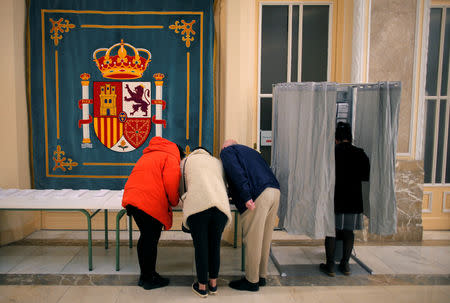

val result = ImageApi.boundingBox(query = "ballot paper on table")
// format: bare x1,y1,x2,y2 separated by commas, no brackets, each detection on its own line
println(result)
89,189,110,198
0,189,20,198
10,189,35,197
52,189,73,198
66,190,89,199
33,189,55,199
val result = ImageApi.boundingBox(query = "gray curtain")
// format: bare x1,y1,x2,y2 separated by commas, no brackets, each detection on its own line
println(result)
272,82,336,238
272,81,401,238
353,82,401,235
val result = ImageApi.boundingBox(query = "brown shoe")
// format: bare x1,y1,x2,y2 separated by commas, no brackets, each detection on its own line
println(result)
339,262,351,275
319,263,335,277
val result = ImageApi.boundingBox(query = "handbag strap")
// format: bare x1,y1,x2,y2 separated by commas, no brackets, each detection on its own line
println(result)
179,157,188,203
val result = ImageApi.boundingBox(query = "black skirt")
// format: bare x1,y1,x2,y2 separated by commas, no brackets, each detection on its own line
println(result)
335,213,363,231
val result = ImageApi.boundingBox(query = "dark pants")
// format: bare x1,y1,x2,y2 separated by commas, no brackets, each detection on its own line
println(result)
187,207,228,285
325,229,354,264
126,205,163,279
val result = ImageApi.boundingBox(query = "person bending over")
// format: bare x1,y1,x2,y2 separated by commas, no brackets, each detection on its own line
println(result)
122,137,184,289
180,147,232,298
220,139,280,292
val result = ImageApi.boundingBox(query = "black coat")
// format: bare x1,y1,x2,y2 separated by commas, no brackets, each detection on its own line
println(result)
334,142,370,214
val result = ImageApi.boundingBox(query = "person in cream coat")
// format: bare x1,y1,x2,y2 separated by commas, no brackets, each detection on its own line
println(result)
180,147,232,298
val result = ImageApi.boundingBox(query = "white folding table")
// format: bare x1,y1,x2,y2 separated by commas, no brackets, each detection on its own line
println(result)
0,188,119,271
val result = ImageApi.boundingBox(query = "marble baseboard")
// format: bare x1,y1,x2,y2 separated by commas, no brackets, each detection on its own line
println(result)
11,238,449,248
9,239,234,247
394,160,424,241
354,160,424,243
1,273,448,287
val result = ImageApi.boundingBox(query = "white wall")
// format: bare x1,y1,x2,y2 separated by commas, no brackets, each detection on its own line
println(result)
0,0,39,245
221,0,258,147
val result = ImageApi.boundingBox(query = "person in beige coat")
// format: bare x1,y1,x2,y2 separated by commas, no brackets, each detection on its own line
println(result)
180,147,232,298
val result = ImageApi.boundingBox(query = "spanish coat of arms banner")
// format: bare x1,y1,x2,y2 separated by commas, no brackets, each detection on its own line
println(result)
28,0,215,189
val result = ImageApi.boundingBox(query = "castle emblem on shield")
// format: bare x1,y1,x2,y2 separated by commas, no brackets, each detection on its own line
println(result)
78,39,167,152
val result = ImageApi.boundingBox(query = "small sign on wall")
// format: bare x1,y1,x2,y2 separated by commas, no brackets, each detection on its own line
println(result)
260,130,272,146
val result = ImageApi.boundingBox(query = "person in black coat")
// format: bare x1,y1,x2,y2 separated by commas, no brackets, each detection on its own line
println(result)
320,122,370,276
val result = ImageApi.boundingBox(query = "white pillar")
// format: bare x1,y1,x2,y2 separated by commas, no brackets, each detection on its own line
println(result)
80,73,92,148
153,73,165,138
155,84,163,137
351,0,371,83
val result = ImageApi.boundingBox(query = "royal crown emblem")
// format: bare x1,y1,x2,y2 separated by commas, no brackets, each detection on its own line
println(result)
78,40,167,152
93,39,151,80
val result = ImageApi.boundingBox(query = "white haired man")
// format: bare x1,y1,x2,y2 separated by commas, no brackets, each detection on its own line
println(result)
220,139,280,292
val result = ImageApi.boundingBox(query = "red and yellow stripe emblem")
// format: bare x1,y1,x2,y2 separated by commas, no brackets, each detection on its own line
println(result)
93,117,123,148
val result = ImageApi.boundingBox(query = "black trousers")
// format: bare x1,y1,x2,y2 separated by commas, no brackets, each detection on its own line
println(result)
187,207,228,284
126,205,163,279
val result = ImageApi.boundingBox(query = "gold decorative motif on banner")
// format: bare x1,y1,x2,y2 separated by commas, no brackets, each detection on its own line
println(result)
49,18,75,46
53,145,78,171
169,20,196,48
185,145,191,156
80,73,90,86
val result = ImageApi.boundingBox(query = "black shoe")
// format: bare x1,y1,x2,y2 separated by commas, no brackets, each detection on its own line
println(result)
319,263,335,277
208,283,218,295
229,277,259,292
192,282,208,298
143,272,170,290
138,275,145,287
259,277,266,286
339,262,351,276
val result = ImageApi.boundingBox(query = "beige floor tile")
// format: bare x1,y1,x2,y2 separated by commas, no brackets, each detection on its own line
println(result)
116,286,299,303
271,246,312,264
1,285,449,303
436,285,450,295
352,246,396,274
57,286,122,303
8,246,82,274
0,285,68,303
308,286,348,303
332,285,396,303
114,286,157,302
284,287,329,303
384,285,450,303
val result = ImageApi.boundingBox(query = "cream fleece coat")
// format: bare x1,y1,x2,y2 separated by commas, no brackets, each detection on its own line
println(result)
180,149,232,230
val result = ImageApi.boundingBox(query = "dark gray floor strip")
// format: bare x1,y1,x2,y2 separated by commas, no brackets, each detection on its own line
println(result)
0,274,448,287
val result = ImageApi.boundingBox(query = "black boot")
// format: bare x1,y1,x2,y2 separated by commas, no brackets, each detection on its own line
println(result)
138,275,145,287
142,272,170,290
320,236,336,277
339,230,354,276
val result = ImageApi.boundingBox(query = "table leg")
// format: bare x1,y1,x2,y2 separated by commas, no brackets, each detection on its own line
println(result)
7,208,99,271
105,209,108,249
241,226,245,272
79,210,93,271
116,209,127,271
234,211,238,248
128,215,133,248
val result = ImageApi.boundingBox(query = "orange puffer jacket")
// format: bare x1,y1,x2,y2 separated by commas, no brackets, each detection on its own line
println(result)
122,136,181,230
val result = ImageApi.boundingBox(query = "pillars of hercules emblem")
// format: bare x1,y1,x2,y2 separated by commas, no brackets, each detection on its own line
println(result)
79,73,93,148
152,73,167,137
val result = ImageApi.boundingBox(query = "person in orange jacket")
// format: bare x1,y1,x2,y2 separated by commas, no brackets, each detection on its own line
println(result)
122,136,185,290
